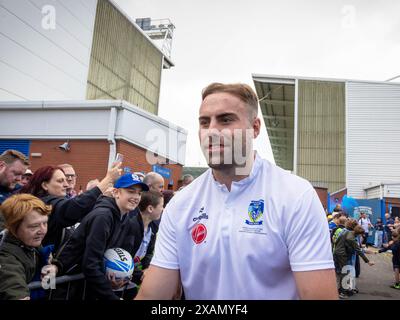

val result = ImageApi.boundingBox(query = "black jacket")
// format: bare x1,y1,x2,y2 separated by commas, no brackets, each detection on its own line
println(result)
0,232,39,300
41,186,102,250
56,196,130,300
0,186,14,231
333,230,369,272
122,212,159,285
0,185,12,205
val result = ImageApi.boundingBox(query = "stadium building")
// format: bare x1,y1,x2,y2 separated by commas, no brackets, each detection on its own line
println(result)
0,0,186,189
253,74,400,212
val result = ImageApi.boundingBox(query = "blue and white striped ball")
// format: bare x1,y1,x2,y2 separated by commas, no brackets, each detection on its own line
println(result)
104,248,134,280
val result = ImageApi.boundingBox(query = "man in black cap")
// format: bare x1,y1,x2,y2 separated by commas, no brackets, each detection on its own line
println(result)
53,173,149,300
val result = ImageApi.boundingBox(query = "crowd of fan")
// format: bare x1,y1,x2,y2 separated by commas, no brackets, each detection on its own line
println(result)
1,148,399,300
327,204,400,299
0,149,194,300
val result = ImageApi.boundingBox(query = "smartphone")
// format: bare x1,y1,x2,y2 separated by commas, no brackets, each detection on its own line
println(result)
115,153,124,163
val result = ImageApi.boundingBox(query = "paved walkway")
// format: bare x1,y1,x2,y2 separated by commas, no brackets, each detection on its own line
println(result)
348,248,400,300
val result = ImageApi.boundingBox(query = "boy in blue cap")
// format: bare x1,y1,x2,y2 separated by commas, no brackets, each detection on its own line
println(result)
52,173,148,300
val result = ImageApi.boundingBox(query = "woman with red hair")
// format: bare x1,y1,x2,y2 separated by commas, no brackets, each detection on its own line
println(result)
0,194,52,299
19,163,122,252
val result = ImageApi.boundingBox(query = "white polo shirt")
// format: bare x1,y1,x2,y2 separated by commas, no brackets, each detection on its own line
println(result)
151,154,334,300
358,217,371,233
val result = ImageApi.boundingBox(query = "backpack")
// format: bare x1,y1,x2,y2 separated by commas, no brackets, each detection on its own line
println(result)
332,227,348,252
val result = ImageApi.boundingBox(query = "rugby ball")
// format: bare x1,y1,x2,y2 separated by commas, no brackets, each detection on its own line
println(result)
104,248,134,279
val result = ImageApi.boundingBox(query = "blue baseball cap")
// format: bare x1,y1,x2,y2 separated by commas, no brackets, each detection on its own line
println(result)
114,173,149,191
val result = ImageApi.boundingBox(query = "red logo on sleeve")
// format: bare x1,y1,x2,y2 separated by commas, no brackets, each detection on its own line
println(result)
191,223,207,244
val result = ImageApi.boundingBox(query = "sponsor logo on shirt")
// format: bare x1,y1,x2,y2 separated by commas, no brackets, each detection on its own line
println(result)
245,200,264,225
193,206,209,222
191,223,207,244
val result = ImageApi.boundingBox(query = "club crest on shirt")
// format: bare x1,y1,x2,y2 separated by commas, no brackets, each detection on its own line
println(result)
245,200,264,225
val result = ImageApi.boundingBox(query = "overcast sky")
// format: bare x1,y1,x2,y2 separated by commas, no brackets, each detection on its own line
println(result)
114,0,400,167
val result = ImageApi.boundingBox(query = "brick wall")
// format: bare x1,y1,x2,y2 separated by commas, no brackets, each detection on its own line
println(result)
314,186,328,210
117,140,183,190
28,139,183,192
30,140,109,191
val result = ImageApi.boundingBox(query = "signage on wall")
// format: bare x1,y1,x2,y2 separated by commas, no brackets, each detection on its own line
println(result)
152,165,171,179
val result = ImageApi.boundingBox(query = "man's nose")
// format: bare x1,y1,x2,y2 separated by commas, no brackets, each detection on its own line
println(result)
208,118,222,130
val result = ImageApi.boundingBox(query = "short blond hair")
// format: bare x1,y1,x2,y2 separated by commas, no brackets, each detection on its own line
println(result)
202,83,259,119
0,149,30,166
58,163,74,171
1,194,51,236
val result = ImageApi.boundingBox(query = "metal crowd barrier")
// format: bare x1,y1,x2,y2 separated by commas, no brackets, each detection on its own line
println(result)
27,274,137,300
28,273,86,300
28,273,85,290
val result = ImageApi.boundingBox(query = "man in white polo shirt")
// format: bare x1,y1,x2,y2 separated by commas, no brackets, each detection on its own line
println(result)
136,83,338,300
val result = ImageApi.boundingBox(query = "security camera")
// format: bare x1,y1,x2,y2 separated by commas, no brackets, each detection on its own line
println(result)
59,142,70,152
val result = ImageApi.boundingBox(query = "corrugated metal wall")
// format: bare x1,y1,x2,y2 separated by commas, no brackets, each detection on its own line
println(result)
0,139,30,157
347,81,400,198
386,184,400,198
86,0,162,114
365,186,382,199
297,80,345,192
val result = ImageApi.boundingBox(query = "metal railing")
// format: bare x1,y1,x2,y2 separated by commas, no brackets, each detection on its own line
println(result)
28,273,85,290
27,274,138,300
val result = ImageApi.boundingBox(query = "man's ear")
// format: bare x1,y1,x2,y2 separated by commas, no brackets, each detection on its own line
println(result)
253,117,261,139
0,161,6,175
112,188,120,198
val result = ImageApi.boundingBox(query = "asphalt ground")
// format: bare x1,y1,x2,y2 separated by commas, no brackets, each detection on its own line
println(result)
347,247,400,300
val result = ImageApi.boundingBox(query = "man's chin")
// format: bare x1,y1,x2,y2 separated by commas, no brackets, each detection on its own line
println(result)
207,162,235,171
127,204,137,211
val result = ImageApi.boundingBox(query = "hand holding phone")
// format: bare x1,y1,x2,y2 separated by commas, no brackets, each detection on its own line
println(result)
115,153,124,163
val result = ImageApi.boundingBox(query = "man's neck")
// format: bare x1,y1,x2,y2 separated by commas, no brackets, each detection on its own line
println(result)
211,153,255,191
140,212,152,231
115,200,129,216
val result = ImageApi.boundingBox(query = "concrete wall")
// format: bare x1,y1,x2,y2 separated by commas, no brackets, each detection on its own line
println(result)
0,100,187,165
0,0,97,100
